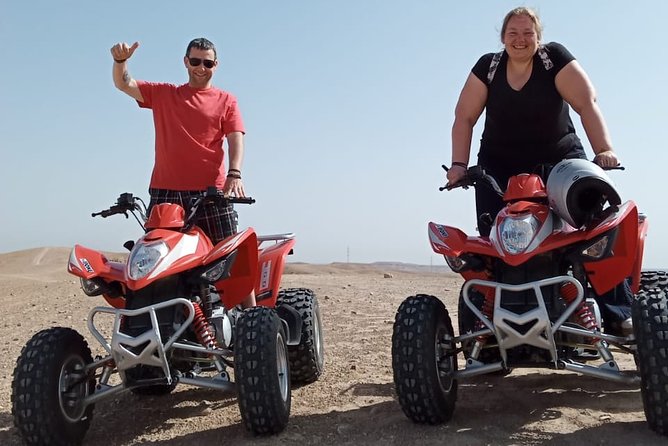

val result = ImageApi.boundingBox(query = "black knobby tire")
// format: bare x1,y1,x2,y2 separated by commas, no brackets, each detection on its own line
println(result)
632,288,668,436
277,288,325,384
392,294,458,424
235,307,291,435
12,327,95,446
639,270,668,294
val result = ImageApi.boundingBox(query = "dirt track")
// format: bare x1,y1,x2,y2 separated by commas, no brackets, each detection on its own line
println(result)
0,248,665,445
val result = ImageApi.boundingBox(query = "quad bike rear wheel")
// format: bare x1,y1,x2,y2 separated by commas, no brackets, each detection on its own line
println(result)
12,327,95,446
632,287,668,436
639,270,668,294
235,307,291,435
392,294,458,424
277,288,325,384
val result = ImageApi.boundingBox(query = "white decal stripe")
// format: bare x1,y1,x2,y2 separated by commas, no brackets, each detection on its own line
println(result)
148,235,200,279
429,229,448,248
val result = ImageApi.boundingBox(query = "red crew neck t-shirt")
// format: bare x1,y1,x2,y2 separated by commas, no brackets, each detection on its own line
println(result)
137,81,245,190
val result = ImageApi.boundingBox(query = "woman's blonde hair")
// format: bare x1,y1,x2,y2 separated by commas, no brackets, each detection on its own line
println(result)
500,7,543,42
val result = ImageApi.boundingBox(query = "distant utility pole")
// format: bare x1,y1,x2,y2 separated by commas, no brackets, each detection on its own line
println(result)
347,246,350,263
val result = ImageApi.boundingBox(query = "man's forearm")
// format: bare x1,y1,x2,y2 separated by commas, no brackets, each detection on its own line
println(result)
227,132,245,171
112,61,132,90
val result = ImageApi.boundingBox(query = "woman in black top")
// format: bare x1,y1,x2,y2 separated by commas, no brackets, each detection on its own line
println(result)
447,7,630,335
447,6,621,237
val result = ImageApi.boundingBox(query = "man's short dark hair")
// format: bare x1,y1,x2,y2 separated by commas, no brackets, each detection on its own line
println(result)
186,38,217,59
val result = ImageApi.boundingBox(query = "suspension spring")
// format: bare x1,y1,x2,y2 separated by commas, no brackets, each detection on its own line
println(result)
481,288,495,320
560,282,598,332
191,303,218,349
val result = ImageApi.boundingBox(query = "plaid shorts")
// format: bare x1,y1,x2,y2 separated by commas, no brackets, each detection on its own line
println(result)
148,188,238,244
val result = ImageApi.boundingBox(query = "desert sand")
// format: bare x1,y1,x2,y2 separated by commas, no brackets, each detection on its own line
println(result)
0,247,665,445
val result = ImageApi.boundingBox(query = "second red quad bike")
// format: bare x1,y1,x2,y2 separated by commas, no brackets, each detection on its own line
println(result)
12,188,325,445
392,159,668,436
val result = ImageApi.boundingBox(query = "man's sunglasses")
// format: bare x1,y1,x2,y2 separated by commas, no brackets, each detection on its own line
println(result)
188,57,216,69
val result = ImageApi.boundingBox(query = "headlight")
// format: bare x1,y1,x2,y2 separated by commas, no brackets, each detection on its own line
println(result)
128,241,169,280
199,251,237,283
581,236,610,259
80,277,103,296
499,214,539,254
445,255,466,272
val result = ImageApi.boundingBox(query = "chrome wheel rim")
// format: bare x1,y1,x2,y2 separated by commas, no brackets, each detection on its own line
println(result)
435,327,455,393
58,354,90,422
276,332,289,402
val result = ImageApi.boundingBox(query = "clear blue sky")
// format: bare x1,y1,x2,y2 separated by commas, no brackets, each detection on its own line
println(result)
1,1,666,266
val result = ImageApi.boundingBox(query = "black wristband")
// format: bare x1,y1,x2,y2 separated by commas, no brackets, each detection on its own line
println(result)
451,162,467,168
228,168,241,173
114,58,128,64
227,173,241,179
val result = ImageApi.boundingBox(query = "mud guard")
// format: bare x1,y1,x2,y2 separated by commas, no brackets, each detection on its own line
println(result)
68,245,127,308
629,214,649,294
584,203,640,295
428,222,496,258
255,236,297,306
275,302,303,346
205,229,259,309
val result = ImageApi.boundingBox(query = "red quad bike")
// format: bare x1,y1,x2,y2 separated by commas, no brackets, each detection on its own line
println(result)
392,159,668,436
12,188,325,445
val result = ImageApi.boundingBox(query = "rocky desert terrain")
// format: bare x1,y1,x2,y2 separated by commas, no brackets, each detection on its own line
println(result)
0,247,665,445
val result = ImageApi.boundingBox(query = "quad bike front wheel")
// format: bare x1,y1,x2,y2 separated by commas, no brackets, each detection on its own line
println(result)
632,287,668,436
12,327,95,446
392,294,458,424
277,288,325,384
235,306,291,435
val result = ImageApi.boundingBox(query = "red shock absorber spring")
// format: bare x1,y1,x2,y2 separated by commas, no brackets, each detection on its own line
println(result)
560,282,598,331
481,287,495,320
191,303,218,349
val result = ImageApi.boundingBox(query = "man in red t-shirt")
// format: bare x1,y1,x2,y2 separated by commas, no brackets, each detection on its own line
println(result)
110,37,255,307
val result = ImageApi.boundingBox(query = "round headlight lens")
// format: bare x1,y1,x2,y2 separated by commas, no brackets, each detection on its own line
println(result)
499,214,539,254
128,241,169,280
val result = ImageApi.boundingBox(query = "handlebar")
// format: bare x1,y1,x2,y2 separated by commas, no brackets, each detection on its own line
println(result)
91,189,255,234
440,165,504,196
440,162,624,195
91,193,144,219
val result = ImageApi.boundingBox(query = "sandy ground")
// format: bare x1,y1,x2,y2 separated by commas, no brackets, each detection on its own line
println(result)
0,247,666,445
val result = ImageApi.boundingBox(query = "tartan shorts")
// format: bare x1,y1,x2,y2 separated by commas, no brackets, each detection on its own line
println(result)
148,188,238,244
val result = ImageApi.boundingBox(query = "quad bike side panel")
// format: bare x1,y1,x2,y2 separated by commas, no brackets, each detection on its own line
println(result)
629,214,649,294
68,244,123,281
584,202,640,295
256,237,297,306
68,245,127,308
428,223,496,258
204,228,259,309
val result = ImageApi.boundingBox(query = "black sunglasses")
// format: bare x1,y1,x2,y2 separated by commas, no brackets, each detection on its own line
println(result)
188,57,216,68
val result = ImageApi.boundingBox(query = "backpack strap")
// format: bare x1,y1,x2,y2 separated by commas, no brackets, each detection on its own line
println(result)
537,45,554,70
487,51,503,84
487,45,554,85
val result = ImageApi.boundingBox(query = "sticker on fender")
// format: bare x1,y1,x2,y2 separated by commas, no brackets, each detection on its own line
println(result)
260,260,271,290
80,258,94,273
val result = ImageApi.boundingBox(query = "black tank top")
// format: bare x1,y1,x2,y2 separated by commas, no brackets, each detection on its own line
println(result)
471,42,586,176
